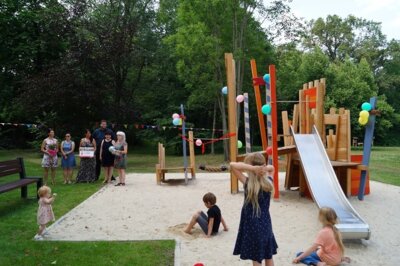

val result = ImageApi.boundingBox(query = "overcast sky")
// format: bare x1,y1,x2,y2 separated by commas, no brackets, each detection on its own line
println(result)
288,0,400,40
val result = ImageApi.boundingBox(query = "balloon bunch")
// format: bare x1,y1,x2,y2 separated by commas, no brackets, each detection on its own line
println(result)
358,102,372,126
261,74,272,115
171,113,183,126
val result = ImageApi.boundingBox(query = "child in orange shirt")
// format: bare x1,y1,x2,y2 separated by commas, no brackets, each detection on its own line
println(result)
293,207,351,266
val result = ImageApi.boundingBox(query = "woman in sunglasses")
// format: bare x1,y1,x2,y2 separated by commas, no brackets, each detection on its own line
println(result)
60,132,76,184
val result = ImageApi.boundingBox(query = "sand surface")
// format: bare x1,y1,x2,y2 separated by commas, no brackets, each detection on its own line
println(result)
46,173,400,266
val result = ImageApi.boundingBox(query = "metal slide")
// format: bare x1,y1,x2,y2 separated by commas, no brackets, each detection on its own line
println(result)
292,126,371,240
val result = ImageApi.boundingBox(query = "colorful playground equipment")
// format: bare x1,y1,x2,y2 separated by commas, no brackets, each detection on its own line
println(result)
223,54,377,239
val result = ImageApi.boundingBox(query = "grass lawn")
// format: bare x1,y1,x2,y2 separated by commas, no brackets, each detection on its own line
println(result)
0,146,397,265
0,150,174,266
352,146,400,186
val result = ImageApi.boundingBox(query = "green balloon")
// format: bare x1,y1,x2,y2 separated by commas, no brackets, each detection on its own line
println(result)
361,102,372,111
261,104,271,115
237,140,243,149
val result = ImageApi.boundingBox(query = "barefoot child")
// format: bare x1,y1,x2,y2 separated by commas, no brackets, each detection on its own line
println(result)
230,153,278,266
293,207,351,266
35,186,56,240
184,192,228,237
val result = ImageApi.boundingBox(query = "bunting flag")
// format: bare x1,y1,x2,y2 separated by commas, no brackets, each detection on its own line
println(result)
0,122,38,128
132,123,224,132
0,122,224,133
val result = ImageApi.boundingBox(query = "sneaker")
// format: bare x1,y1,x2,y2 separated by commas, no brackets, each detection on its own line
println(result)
34,234,43,240
63,181,67,184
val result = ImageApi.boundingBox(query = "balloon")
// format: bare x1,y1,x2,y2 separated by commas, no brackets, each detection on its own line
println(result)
172,118,180,126
261,104,271,115
178,118,182,125
236,95,244,103
361,102,372,111
358,116,368,125
263,74,270,83
195,139,202,146
359,110,369,119
237,140,243,149
108,146,116,154
221,86,228,95
266,146,273,155
172,113,180,119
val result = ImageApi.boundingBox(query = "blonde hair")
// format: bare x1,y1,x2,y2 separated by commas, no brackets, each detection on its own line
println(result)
243,153,274,217
38,185,51,198
319,207,345,254
116,131,126,143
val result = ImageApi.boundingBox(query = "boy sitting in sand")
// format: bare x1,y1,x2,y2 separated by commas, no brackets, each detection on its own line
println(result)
184,192,228,237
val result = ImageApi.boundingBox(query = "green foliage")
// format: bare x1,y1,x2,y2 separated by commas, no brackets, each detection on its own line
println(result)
0,1,399,147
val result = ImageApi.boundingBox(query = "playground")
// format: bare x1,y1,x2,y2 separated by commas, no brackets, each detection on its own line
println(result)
42,173,400,265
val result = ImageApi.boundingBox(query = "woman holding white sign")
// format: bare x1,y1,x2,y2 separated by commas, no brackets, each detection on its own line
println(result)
76,129,97,183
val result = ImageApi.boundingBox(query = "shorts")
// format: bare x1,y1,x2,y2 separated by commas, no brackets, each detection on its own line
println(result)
196,211,217,235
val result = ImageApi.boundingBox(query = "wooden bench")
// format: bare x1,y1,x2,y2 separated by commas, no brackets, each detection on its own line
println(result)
0,158,42,199
156,131,196,184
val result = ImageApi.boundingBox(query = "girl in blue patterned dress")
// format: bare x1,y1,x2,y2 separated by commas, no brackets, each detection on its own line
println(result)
114,131,128,186
60,132,76,184
230,153,278,266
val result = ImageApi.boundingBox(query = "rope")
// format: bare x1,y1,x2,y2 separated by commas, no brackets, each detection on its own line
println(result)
181,132,236,154
199,164,229,172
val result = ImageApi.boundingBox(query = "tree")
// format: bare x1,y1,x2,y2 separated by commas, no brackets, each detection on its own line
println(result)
304,15,387,70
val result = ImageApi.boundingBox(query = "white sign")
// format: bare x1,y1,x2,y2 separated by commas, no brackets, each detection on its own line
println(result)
79,147,95,158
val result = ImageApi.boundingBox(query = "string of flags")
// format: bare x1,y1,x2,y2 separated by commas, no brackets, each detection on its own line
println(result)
0,122,224,133
0,122,38,128
133,124,224,132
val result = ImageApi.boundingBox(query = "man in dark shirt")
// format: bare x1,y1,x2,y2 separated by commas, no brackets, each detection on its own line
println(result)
92,120,115,180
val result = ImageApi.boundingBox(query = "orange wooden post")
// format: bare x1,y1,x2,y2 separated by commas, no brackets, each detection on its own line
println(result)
250,59,268,151
269,65,279,199
225,53,238,193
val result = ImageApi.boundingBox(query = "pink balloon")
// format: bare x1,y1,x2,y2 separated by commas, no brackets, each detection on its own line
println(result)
195,139,203,146
172,113,180,119
236,95,244,103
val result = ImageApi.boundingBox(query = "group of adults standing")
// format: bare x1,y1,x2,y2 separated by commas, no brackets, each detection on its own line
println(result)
40,120,128,186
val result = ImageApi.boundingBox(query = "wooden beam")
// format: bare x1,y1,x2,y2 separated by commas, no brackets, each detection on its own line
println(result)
269,65,279,199
250,59,268,150
226,53,238,193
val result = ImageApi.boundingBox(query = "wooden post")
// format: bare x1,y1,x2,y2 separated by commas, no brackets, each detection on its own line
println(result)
226,53,238,193
292,104,299,135
299,88,306,134
281,111,290,146
250,59,268,150
315,79,324,137
358,97,377,200
269,65,279,199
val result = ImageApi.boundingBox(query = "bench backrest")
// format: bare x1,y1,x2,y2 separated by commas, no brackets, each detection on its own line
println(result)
158,143,166,169
0,158,24,178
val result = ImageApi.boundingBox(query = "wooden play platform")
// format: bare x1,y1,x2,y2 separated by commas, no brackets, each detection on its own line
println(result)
156,131,196,184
